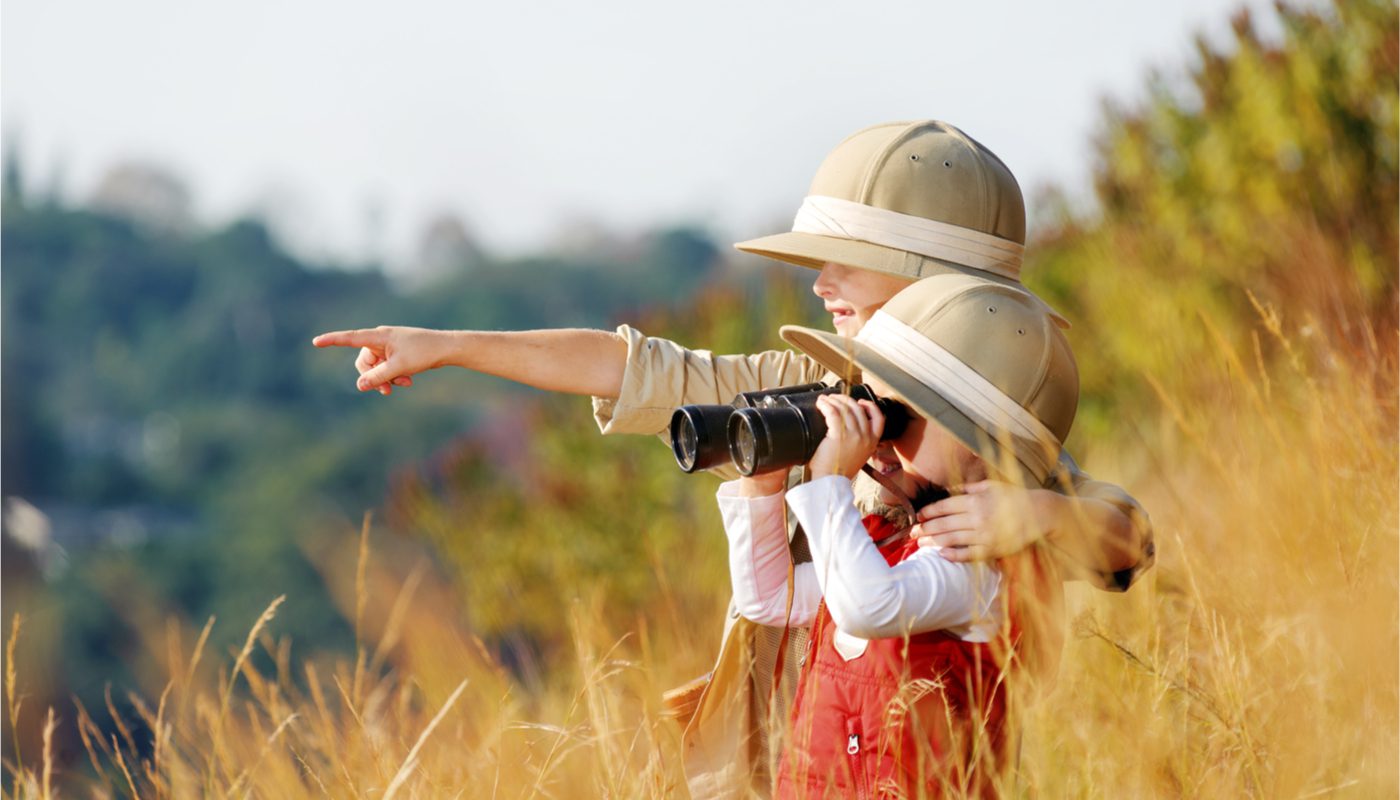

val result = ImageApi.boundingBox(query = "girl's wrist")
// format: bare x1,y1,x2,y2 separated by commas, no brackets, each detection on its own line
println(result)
810,465,857,481
736,471,787,497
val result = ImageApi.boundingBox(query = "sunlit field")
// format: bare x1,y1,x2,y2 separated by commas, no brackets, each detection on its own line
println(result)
6,285,1394,798
4,1,1396,797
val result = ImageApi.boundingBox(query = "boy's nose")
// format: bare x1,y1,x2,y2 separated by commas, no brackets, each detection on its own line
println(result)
812,262,842,298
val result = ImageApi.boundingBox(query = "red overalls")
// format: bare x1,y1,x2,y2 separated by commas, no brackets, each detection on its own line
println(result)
776,514,1055,799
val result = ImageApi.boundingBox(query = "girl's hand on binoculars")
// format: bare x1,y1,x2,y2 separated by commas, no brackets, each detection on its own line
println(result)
809,395,884,480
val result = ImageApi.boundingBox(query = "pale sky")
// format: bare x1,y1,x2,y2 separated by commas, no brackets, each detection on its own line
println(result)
3,0,1286,270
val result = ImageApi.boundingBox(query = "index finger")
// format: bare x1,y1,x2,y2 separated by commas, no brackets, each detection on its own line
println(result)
312,329,386,349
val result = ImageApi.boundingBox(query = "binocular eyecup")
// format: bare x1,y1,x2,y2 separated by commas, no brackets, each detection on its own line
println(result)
669,382,909,476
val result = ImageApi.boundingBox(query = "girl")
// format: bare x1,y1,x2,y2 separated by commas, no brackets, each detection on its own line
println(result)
719,272,1073,797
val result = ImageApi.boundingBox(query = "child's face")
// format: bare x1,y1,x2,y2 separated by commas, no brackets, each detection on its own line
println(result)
812,262,914,337
864,375,988,498
889,413,987,493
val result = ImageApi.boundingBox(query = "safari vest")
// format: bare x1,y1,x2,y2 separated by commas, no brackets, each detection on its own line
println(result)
677,492,1064,799
775,514,1013,799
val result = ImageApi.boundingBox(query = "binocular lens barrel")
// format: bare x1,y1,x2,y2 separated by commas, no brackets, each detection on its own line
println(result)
727,405,823,477
670,404,735,473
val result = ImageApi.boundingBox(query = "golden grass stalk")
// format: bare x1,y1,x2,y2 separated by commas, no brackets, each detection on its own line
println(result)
352,511,371,706
111,735,141,799
6,616,23,773
218,597,285,725
183,616,215,694
380,679,468,800
39,708,53,800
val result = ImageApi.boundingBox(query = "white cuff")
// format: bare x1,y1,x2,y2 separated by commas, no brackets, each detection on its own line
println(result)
717,482,801,626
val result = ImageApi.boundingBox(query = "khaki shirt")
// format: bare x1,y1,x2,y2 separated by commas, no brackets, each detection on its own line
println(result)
591,324,1155,798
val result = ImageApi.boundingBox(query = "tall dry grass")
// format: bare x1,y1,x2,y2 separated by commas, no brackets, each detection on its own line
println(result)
3,512,699,798
3,297,1395,799
1015,296,1398,797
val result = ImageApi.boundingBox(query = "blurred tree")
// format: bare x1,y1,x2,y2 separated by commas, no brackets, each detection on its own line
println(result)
0,173,777,729
412,212,485,286
89,161,195,235
2,141,23,206
1027,0,1397,435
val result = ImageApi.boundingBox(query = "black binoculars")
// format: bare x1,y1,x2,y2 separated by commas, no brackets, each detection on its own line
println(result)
669,382,910,476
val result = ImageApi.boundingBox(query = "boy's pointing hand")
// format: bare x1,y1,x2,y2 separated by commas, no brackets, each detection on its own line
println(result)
313,326,441,396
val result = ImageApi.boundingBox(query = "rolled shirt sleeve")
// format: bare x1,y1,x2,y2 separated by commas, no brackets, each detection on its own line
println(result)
592,324,829,437
1059,452,1156,591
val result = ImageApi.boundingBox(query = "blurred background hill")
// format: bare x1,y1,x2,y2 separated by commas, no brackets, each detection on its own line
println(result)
1,168,753,693
2,0,1396,796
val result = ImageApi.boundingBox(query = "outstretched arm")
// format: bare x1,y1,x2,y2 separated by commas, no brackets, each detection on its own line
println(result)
797,395,1002,640
312,326,629,398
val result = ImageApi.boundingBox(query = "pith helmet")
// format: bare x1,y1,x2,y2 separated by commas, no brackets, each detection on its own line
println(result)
780,273,1077,486
737,120,1027,284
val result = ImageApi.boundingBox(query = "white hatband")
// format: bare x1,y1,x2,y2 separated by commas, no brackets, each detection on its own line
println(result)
792,195,1023,280
856,310,1060,477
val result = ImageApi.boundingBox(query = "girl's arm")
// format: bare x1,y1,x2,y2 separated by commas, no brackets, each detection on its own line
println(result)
591,325,830,437
789,476,1001,641
717,473,821,627
801,395,1000,641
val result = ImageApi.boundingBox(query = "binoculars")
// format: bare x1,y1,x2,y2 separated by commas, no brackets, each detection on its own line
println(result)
669,382,910,476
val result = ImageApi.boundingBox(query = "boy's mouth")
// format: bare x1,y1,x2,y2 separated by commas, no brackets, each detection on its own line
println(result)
825,304,855,328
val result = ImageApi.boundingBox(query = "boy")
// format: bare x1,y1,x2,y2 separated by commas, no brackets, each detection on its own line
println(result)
313,120,1152,795
720,272,1075,796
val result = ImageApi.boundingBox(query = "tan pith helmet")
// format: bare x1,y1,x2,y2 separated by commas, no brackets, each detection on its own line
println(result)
780,273,1077,486
737,120,1027,284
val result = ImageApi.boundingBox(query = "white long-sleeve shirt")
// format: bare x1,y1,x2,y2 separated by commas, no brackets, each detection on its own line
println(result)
718,475,1002,642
